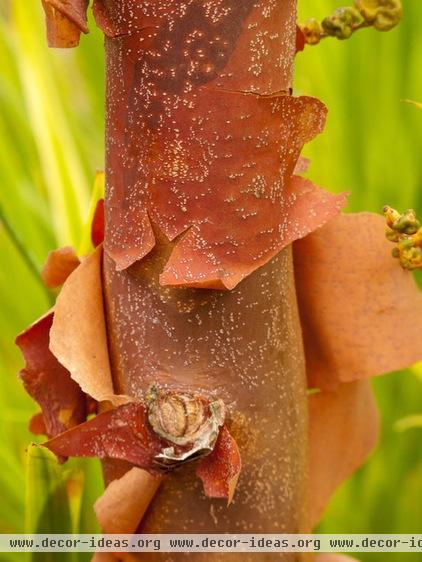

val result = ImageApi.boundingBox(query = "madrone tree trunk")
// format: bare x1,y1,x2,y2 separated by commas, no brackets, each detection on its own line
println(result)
100,0,310,554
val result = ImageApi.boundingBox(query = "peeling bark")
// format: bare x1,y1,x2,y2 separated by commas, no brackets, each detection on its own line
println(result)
42,0,89,47
99,1,320,556
16,311,87,440
104,246,309,560
294,213,422,390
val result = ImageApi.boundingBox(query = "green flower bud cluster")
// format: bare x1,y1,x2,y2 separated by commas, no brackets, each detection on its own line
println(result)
301,19,323,45
384,206,422,270
322,7,364,40
355,0,403,31
299,0,402,46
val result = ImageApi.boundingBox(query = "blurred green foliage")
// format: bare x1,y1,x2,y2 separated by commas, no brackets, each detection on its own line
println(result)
0,1,420,561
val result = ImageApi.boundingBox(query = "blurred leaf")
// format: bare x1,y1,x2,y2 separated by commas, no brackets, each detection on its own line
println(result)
63,468,85,534
24,444,75,561
0,203,52,302
25,443,70,533
394,415,422,432
411,361,422,383
403,99,422,109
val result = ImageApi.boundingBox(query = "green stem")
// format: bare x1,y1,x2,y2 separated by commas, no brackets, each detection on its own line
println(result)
299,0,402,46
0,203,54,303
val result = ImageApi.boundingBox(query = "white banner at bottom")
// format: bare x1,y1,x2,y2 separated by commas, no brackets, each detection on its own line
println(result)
1,533,421,553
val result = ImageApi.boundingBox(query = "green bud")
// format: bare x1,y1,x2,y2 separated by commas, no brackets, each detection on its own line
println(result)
398,237,415,251
383,205,401,227
386,229,400,243
355,0,403,31
384,206,420,234
400,247,422,270
322,7,364,39
301,18,323,45
395,209,420,235
384,205,422,270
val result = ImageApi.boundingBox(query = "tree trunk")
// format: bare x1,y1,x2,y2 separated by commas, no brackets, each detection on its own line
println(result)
103,242,309,541
100,0,309,556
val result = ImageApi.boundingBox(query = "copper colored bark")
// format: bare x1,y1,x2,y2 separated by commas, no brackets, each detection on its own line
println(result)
45,403,163,469
158,173,346,289
16,312,87,438
41,246,80,288
308,380,380,526
104,244,310,545
294,213,422,390
94,467,162,534
92,199,105,248
49,246,128,406
42,0,89,48
196,425,241,505
100,0,344,288
99,0,322,551
30,0,422,555
295,213,422,522
104,82,343,287
93,0,295,93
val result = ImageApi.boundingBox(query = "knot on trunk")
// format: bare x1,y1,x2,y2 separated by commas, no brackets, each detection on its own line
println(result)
146,384,226,468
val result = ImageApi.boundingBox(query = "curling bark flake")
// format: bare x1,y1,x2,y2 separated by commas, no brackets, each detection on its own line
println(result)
101,1,344,286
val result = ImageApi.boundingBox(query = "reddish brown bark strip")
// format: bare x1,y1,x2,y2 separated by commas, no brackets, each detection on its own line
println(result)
45,399,242,502
158,173,346,290
308,380,380,526
41,246,80,288
99,0,343,290
92,199,105,248
16,312,87,438
196,426,241,505
104,246,309,538
294,212,422,390
45,403,163,469
105,85,342,287
49,246,129,406
42,0,89,48
94,467,162,534
93,0,296,94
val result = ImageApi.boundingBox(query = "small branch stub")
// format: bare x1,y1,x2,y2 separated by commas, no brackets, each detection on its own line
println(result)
383,206,422,270
299,0,402,46
146,384,226,468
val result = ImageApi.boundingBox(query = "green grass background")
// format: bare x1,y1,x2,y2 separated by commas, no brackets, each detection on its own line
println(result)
0,1,420,560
